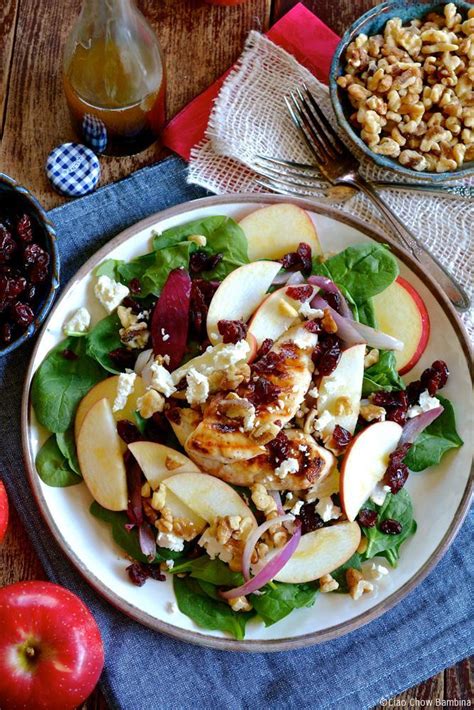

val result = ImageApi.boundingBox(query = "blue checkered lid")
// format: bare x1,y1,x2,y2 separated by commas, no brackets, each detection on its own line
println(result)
46,142,100,197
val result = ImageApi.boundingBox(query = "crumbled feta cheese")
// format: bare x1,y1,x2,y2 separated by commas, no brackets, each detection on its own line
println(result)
315,496,341,522
291,327,319,350
199,529,233,563
370,482,391,506
63,307,91,335
407,390,441,419
298,444,308,452
166,601,177,614
157,531,185,552
171,339,250,384
290,500,304,515
150,361,176,397
136,390,165,418
117,305,136,329
314,409,334,434
165,559,175,570
299,301,324,320
185,368,209,405
307,386,319,399
274,457,299,479
366,563,389,581
94,275,129,313
112,371,136,412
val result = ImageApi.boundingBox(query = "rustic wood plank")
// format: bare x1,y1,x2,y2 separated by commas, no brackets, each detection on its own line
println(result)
272,0,381,37
0,0,271,210
0,504,44,584
0,0,20,135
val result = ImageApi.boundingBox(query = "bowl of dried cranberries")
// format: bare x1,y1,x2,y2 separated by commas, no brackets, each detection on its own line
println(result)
0,173,59,354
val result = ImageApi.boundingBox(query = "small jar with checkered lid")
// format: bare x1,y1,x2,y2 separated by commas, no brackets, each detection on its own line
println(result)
63,0,166,157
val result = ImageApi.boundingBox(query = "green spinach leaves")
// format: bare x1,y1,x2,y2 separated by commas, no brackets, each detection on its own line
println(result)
250,582,317,626
362,350,405,396
362,489,417,567
35,435,82,487
404,396,463,471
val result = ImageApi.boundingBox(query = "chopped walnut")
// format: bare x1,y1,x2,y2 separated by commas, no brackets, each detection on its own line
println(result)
251,484,277,517
215,515,253,544
347,568,374,600
364,348,380,368
155,505,198,541
165,455,183,471
319,574,340,593
228,596,253,612
334,396,353,417
208,363,251,392
151,485,167,512
321,308,338,334
251,421,281,444
120,321,149,349
137,390,165,419
360,403,386,422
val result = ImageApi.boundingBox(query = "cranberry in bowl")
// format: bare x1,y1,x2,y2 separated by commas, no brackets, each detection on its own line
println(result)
0,173,59,355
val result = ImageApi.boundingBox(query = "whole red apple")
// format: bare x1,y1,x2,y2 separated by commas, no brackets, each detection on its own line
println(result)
0,480,8,542
0,581,104,710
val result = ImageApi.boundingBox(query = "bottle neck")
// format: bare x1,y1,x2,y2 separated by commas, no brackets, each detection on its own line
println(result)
79,0,137,36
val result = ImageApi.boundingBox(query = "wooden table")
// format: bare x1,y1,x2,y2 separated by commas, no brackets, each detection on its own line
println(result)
0,0,471,707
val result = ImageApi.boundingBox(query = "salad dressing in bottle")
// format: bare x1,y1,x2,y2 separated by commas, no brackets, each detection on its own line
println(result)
64,0,166,156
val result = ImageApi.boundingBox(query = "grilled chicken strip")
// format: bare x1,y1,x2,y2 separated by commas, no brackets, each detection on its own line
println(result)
184,324,317,464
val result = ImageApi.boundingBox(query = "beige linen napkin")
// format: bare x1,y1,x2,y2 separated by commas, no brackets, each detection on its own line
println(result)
187,32,473,337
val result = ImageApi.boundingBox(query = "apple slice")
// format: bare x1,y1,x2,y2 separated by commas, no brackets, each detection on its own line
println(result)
373,276,430,375
274,522,361,583
317,344,366,438
77,398,128,511
128,442,200,489
340,420,403,522
162,472,257,533
239,204,322,262
206,261,281,344
248,285,316,347
75,375,147,441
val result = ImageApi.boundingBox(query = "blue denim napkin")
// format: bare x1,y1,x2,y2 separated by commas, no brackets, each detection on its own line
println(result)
1,156,472,710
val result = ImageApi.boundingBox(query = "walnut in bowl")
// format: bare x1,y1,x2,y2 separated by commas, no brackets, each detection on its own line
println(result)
329,1,474,179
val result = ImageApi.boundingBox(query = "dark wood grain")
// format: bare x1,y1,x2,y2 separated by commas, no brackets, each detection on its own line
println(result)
0,0,471,708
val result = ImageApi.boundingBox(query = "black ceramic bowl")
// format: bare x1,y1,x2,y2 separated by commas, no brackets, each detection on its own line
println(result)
0,173,59,355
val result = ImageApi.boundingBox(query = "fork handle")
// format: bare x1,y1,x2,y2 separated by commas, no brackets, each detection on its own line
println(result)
346,175,471,312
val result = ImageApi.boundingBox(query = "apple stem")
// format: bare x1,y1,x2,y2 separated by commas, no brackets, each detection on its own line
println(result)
25,646,36,658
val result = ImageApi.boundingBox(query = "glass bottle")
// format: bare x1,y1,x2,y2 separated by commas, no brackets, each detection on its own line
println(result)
63,0,166,156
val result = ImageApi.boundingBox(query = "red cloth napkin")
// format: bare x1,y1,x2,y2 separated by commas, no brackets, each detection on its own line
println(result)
162,3,340,160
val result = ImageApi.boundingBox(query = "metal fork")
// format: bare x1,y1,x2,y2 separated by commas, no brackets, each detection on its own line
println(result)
281,85,470,312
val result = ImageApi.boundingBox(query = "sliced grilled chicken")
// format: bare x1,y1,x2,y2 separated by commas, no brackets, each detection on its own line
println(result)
185,324,317,464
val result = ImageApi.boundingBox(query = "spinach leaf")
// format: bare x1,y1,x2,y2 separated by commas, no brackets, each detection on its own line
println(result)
362,489,417,567
330,553,362,593
312,244,398,301
356,299,377,328
90,502,185,563
86,313,123,374
404,396,463,472
250,582,317,626
170,556,244,588
56,430,81,475
362,350,405,396
95,259,122,279
31,337,105,433
115,252,158,293
173,576,254,640
36,436,82,487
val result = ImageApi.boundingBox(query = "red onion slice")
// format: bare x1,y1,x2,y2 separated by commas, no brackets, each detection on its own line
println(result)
311,296,366,346
349,320,404,351
241,513,293,581
221,521,302,598
139,523,157,561
134,348,154,375
286,271,305,286
269,490,285,516
272,270,304,286
400,406,444,445
308,275,352,318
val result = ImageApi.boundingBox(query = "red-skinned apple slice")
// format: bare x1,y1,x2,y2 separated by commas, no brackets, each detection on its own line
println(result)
373,276,430,375
274,522,361,583
151,267,192,369
239,204,322,261
248,285,317,347
206,261,281,344
77,398,128,511
340,420,403,522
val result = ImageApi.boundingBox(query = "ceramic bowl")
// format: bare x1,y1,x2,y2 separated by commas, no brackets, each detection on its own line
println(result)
329,0,474,181
0,174,60,355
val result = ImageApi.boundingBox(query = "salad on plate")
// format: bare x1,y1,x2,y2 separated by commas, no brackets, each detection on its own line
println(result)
31,203,463,639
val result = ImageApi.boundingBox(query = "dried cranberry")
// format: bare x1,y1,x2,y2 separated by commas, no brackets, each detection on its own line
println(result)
189,250,223,274
24,284,36,302
255,338,274,360
280,242,312,272
10,301,34,327
386,406,407,426
0,323,12,344
357,508,378,527
313,335,341,376
126,562,165,586
0,230,17,263
388,442,412,466
247,376,281,406
217,319,248,344
129,277,142,294
8,276,27,298
166,407,182,425
146,412,171,444
121,296,142,314
298,503,324,534
124,450,144,526
331,425,352,452
266,431,291,466
304,319,322,333
252,350,285,376
383,443,412,494
16,214,34,243
109,347,137,370
190,279,220,339
380,519,402,535
321,289,343,314
24,243,48,265
406,379,424,406
117,420,142,444
371,391,408,409
62,348,78,360
304,458,324,483
29,263,49,284
420,359,449,396
286,284,313,302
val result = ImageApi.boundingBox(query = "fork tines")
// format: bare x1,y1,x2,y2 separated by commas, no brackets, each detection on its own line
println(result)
286,85,345,166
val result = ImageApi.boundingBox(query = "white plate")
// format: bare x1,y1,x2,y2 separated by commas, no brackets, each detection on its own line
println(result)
22,195,473,651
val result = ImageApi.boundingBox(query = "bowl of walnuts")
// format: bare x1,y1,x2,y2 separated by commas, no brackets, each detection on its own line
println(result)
0,173,59,355
329,0,474,179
